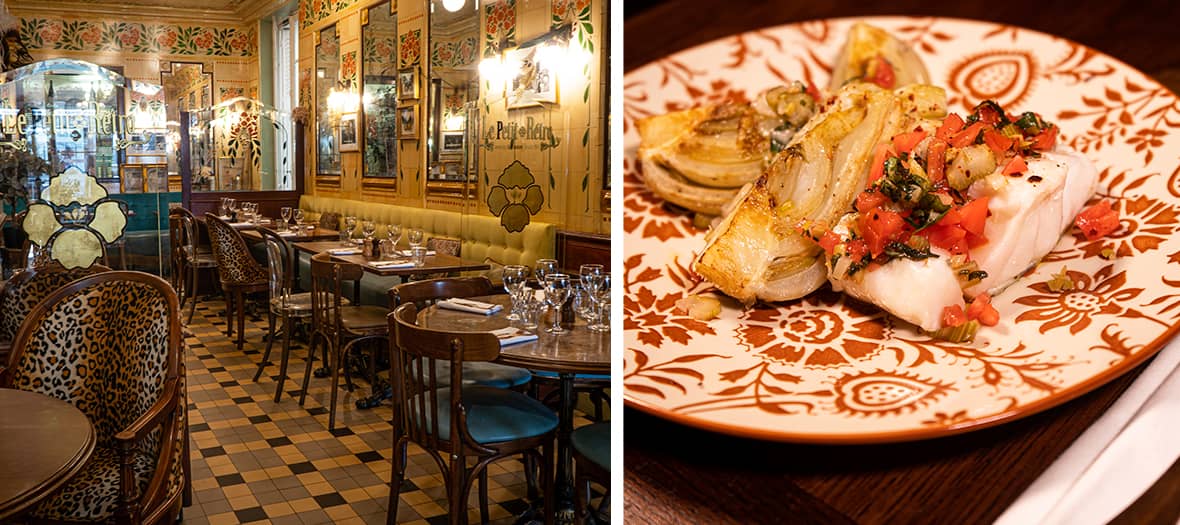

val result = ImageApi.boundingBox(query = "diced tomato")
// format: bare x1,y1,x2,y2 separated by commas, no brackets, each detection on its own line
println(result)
868,143,895,184
974,104,1006,126
846,239,869,263
869,55,895,89
966,293,1000,326
927,140,948,184
922,223,969,255
983,129,1014,158
958,197,990,237
950,122,988,148
1030,124,1057,151
858,208,909,257
805,83,823,103
942,305,967,328
892,129,928,154
856,191,889,212
1002,155,1028,176
817,230,841,255
936,113,965,141
1075,200,1120,240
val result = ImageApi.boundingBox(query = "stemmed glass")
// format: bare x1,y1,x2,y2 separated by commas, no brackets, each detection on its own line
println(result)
226,198,238,219
544,273,572,334
342,216,358,246
579,264,604,325
591,273,611,332
407,228,424,250
292,209,304,227
280,207,292,231
503,265,530,322
534,258,559,284
361,220,376,240
386,224,402,247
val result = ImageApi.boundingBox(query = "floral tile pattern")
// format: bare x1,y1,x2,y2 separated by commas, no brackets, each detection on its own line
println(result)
20,17,255,57
623,16,1180,443
483,0,516,58
300,0,360,30
398,29,421,70
431,36,477,69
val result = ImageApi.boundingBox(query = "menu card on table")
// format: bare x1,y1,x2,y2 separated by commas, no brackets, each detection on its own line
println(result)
491,327,538,347
438,298,503,315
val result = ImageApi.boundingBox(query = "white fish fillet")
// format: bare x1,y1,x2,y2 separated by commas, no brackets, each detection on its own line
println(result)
827,145,1099,331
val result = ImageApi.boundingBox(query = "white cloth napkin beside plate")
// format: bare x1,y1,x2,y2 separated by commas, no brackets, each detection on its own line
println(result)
491,327,538,347
229,222,253,228
328,248,361,255
278,231,298,237
996,336,1180,525
438,298,503,315
397,249,437,257
370,260,414,269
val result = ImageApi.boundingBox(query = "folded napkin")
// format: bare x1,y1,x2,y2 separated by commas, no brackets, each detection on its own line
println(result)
491,327,538,347
438,298,503,315
397,249,437,257
996,336,1180,525
370,260,414,269
278,231,298,237
229,222,252,228
327,248,361,255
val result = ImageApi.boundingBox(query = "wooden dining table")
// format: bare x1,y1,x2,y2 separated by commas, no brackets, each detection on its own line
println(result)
420,294,610,523
625,1,1180,523
290,240,491,277
0,388,96,521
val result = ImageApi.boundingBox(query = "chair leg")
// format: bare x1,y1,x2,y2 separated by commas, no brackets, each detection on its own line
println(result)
186,266,199,324
224,290,234,339
254,310,277,382
300,334,319,406
235,291,247,350
386,439,407,525
450,454,466,525
274,315,294,403
543,440,555,525
328,341,342,431
575,469,587,525
479,468,490,524
525,452,539,501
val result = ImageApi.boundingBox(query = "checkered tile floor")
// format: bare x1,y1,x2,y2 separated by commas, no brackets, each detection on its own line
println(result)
180,296,599,525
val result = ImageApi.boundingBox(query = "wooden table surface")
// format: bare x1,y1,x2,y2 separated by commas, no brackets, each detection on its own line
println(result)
240,225,341,242
0,388,95,521
419,294,610,374
624,1,1180,523
291,240,490,277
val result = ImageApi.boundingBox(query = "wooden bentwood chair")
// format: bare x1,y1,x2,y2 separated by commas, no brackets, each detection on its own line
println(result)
572,422,610,524
205,213,268,350
0,271,187,524
307,252,389,431
169,207,218,324
388,303,557,525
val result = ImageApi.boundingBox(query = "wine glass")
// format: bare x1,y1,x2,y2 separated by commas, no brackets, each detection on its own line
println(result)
591,273,611,332
544,273,572,334
280,207,292,231
219,197,229,217
292,208,304,226
226,198,237,218
386,224,402,247
502,265,530,322
407,228,424,249
361,220,376,239
534,258,559,285
342,216,359,246
573,285,598,324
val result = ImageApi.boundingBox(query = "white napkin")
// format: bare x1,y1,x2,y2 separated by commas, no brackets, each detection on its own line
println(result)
370,260,414,269
229,222,252,228
438,298,503,315
491,327,538,347
278,231,298,238
397,249,437,257
327,248,361,255
996,337,1180,525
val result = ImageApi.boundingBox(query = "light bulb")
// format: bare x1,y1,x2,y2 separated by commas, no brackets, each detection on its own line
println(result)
442,0,464,12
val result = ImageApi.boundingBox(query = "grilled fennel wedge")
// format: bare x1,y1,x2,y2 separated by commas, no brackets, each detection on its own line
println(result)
829,22,931,89
693,82,948,305
636,83,816,215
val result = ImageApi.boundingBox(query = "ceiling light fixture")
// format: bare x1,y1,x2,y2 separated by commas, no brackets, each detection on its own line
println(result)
442,0,464,12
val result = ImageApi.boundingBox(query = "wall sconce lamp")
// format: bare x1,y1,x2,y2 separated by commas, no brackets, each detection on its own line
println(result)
477,23,589,100
326,80,360,117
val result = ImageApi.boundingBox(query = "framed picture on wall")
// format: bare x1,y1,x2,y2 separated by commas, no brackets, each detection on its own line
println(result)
397,104,418,139
441,130,464,154
340,112,359,151
397,67,418,100
144,164,169,193
119,165,145,193
507,45,558,109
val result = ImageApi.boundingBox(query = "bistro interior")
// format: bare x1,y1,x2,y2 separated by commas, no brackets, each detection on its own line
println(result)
0,0,610,523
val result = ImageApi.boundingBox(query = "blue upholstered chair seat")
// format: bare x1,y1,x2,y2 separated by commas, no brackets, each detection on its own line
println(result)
415,385,557,444
430,361,532,389
531,370,611,381
571,422,610,472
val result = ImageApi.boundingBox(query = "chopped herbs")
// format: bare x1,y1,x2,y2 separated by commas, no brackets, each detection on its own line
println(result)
1047,267,1075,292
884,241,937,260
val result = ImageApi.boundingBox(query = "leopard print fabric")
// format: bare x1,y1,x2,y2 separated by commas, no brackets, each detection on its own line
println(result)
10,278,180,522
0,264,108,343
318,211,341,230
427,237,462,257
206,215,267,286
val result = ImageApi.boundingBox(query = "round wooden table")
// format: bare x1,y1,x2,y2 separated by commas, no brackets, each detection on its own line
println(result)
420,294,610,524
0,388,96,521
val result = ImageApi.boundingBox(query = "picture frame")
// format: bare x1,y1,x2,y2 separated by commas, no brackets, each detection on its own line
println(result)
398,67,418,100
506,45,558,109
144,164,169,193
441,130,465,154
339,112,359,151
397,104,419,139
119,164,145,193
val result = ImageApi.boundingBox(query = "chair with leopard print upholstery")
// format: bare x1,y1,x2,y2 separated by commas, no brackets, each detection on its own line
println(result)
205,213,269,350
0,262,110,363
0,271,187,524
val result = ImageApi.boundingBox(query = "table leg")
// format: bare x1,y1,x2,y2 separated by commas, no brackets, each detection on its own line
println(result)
555,372,576,524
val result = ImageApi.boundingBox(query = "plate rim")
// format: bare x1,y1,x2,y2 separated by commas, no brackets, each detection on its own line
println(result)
622,14,1180,444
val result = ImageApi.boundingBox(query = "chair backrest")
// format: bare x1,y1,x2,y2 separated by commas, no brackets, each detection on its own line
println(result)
426,237,461,257
0,262,111,343
205,213,267,286
389,303,501,449
167,208,199,283
318,211,340,230
257,226,295,310
309,252,363,337
3,271,181,451
389,276,499,310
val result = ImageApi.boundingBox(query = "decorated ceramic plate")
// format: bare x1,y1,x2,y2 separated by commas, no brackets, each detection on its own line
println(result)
623,16,1180,443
